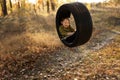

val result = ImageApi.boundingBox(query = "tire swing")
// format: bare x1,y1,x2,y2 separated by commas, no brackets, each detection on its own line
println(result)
56,2,93,47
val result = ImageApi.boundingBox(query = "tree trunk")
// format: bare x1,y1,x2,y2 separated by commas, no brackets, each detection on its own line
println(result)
21,0,25,8
47,0,50,13
42,1,44,11
1,0,8,16
33,4,37,14
50,0,56,11
9,0,12,8
18,1,21,8
9,0,12,12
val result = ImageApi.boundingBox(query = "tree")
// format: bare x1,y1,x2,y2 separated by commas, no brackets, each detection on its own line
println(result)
0,0,8,16
36,0,57,13
18,0,21,8
9,0,12,12
50,0,56,11
21,0,25,8
9,0,12,8
46,0,50,13
37,0,44,11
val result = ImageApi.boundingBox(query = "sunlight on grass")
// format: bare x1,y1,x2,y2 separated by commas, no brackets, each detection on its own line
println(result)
26,32,62,49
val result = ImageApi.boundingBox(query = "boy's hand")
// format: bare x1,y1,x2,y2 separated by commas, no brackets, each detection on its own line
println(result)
67,32,74,36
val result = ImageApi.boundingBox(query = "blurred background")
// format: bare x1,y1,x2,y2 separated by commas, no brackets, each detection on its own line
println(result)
0,0,120,16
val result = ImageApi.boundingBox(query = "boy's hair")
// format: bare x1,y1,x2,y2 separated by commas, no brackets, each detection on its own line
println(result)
61,18,69,22
60,18,70,25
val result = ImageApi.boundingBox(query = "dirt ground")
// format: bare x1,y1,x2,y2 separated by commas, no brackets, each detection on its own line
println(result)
0,7,120,80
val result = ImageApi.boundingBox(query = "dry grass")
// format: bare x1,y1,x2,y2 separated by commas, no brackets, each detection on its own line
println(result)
0,10,64,79
27,32,62,48
82,35,120,79
0,9,63,54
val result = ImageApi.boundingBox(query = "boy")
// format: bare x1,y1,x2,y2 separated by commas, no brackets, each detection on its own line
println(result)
59,18,75,38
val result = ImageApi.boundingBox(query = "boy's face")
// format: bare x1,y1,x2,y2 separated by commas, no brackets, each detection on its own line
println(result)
61,19,70,28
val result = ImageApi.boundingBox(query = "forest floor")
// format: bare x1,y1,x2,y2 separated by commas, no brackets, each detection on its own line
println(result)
0,7,120,80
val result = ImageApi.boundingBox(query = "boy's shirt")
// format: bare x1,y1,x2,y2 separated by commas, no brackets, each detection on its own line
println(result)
59,25,74,38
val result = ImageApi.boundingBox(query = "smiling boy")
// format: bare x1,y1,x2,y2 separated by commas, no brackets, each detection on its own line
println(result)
59,18,75,38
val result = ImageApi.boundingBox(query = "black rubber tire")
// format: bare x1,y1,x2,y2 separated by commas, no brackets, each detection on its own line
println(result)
56,2,93,47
